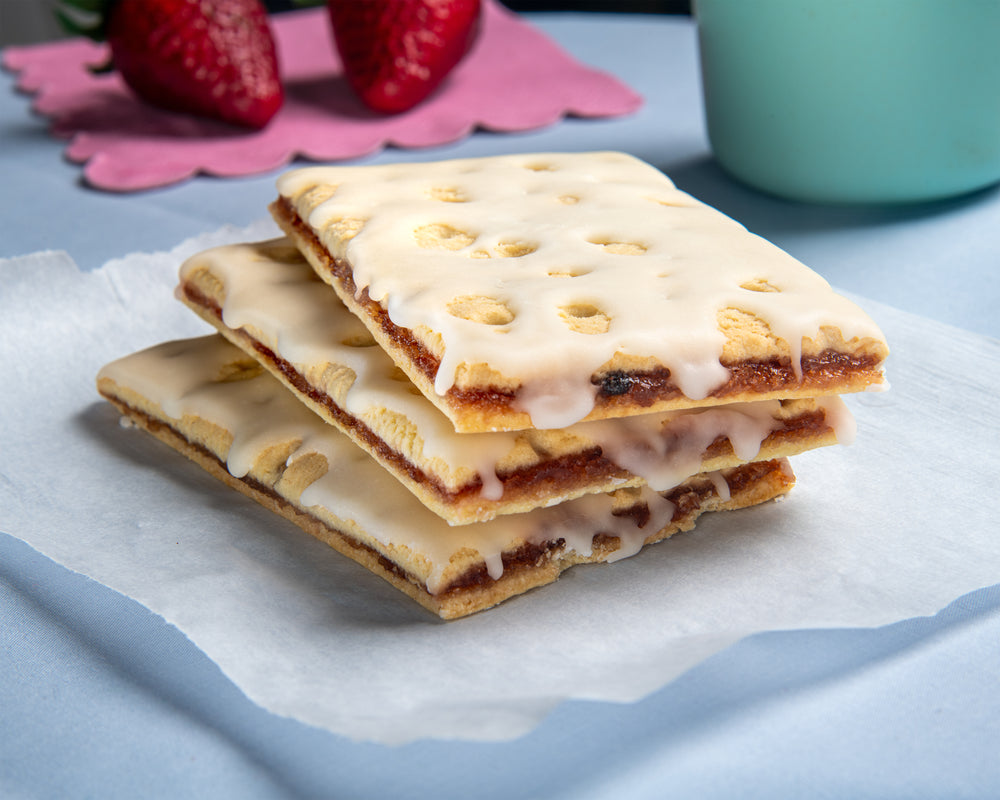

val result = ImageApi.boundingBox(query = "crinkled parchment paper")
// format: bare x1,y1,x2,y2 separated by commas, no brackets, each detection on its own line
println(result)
2,223,998,743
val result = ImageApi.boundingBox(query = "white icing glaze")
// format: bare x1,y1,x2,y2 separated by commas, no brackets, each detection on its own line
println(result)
178,239,845,506
707,471,731,502
277,152,886,427
580,402,782,492
98,336,757,592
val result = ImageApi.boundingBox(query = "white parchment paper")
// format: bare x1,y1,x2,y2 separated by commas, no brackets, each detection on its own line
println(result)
2,223,999,744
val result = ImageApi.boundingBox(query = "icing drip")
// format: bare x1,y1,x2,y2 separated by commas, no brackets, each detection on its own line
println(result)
580,402,782,491
513,375,599,431
821,394,857,445
482,552,504,581
707,471,731,502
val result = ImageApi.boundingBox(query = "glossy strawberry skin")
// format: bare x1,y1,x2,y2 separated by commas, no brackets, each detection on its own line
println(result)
106,0,283,129
328,0,481,114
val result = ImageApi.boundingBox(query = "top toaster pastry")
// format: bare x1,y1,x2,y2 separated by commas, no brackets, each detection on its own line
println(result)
270,151,889,433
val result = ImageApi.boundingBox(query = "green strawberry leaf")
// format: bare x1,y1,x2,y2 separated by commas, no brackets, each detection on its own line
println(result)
54,0,110,41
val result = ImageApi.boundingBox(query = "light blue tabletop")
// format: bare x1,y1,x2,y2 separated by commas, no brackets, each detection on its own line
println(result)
2,12,999,799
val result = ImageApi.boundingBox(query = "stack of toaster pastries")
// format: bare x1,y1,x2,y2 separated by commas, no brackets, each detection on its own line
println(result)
97,152,889,619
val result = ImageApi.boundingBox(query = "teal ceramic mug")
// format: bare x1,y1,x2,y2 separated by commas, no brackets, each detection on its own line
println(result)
694,0,1000,204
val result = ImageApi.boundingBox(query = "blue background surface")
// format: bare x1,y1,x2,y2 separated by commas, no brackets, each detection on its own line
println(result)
2,11,999,798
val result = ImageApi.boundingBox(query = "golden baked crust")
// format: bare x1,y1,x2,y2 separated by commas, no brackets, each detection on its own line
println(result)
270,152,888,433
176,239,844,525
96,336,795,619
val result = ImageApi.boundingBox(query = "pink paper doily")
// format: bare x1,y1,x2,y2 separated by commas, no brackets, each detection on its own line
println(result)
3,2,642,192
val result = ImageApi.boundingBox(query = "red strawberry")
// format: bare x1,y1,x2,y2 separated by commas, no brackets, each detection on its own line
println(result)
59,0,283,129
328,0,481,114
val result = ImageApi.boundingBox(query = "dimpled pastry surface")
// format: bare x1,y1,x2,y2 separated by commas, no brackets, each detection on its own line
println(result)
276,152,888,430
